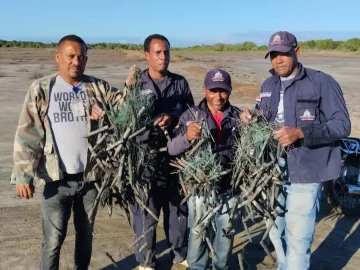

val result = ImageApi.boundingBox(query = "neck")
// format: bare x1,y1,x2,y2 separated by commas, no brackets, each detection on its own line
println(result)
291,66,299,76
207,104,226,115
59,73,83,86
148,68,167,80
289,63,299,76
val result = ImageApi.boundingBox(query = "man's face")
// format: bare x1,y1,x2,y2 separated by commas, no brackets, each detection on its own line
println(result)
270,47,299,77
145,39,170,75
203,87,230,112
56,40,87,83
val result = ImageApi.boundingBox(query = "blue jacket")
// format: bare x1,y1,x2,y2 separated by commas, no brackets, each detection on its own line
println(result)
258,63,351,183
138,69,195,187
168,99,241,193
139,69,194,129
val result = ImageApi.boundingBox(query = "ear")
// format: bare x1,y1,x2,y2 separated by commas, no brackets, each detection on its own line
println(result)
295,46,300,59
85,55,88,65
144,51,150,61
202,86,207,95
55,52,60,64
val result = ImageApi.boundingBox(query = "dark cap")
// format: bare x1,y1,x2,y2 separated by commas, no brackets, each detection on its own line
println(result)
265,31,298,59
204,68,232,92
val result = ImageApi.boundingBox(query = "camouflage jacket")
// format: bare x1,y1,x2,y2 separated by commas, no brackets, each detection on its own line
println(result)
10,73,122,185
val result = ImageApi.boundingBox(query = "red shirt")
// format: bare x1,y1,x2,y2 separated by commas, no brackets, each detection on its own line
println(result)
211,112,224,146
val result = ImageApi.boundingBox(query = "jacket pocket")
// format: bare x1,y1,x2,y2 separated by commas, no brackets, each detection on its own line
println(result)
294,145,331,167
296,98,320,127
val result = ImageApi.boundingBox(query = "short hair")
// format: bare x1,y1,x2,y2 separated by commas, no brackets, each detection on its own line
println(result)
58,34,88,52
143,34,170,52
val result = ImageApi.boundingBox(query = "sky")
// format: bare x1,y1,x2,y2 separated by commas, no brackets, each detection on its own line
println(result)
1,0,359,47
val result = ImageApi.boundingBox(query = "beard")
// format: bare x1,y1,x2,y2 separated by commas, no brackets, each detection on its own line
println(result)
69,69,84,80
159,69,168,76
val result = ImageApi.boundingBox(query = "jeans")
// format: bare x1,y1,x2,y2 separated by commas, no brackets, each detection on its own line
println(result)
40,173,98,270
187,195,235,270
131,186,188,268
268,183,322,270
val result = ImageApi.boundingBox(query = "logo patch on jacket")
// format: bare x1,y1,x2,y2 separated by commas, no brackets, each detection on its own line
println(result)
174,102,182,111
141,89,153,96
299,109,315,121
260,92,272,98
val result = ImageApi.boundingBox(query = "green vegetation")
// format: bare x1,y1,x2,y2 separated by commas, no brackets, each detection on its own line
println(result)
1,38,360,52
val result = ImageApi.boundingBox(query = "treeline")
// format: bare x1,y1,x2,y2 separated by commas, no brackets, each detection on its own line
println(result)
1,38,360,52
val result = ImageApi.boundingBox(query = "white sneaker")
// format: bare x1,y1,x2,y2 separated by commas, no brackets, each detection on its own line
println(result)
138,266,155,270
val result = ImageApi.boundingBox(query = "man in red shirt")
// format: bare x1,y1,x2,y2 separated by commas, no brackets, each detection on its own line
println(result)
168,68,241,270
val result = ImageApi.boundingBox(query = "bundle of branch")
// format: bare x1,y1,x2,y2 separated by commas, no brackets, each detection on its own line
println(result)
169,112,233,261
229,114,287,267
86,74,167,225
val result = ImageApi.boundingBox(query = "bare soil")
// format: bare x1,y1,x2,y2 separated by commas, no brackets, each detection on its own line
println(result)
0,48,359,270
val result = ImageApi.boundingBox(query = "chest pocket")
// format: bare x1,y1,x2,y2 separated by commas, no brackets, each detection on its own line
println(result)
258,95,272,121
296,98,320,127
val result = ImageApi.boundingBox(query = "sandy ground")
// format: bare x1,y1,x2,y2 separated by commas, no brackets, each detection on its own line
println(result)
0,48,359,270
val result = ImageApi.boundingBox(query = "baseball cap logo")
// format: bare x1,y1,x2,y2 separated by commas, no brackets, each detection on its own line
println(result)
212,70,225,82
270,34,282,45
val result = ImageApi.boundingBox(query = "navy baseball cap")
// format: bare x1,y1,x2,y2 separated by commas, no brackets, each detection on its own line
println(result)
265,31,298,59
204,68,232,92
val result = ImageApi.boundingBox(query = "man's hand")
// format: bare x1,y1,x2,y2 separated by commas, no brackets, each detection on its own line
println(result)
16,184,34,199
240,109,253,123
125,64,141,87
186,122,202,141
273,127,304,147
154,114,172,129
90,104,105,120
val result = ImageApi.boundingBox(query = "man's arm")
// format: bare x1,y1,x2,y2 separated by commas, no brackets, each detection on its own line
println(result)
301,74,351,147
167,110,201,156
90,80,124,120
11,83,45,196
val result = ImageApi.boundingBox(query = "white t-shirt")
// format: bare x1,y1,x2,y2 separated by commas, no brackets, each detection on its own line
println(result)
47,75,88,174
276,74,296,127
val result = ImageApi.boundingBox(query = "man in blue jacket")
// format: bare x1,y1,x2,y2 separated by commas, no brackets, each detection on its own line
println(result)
168,68,241,270
128,34,194,270
241,31,351,270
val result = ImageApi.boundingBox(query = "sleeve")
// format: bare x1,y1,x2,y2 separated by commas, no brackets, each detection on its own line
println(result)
10,84,45,185
169,79,195,130
301,74,351,147
167,110,192,156
103,81,124,110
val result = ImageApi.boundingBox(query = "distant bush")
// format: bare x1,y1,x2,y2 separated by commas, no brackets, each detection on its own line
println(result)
299,38,360,52
1,38,359,52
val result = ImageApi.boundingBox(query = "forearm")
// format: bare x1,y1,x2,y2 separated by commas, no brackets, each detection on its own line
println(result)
167,133,191,156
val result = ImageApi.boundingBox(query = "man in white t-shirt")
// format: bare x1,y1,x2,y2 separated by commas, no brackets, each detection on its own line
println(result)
11,34,119,270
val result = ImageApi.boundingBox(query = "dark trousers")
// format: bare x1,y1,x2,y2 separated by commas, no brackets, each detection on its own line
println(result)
131,186,188,268
40,173,98,270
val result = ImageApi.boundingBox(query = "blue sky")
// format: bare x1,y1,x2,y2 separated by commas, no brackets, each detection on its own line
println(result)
1,0,359,46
